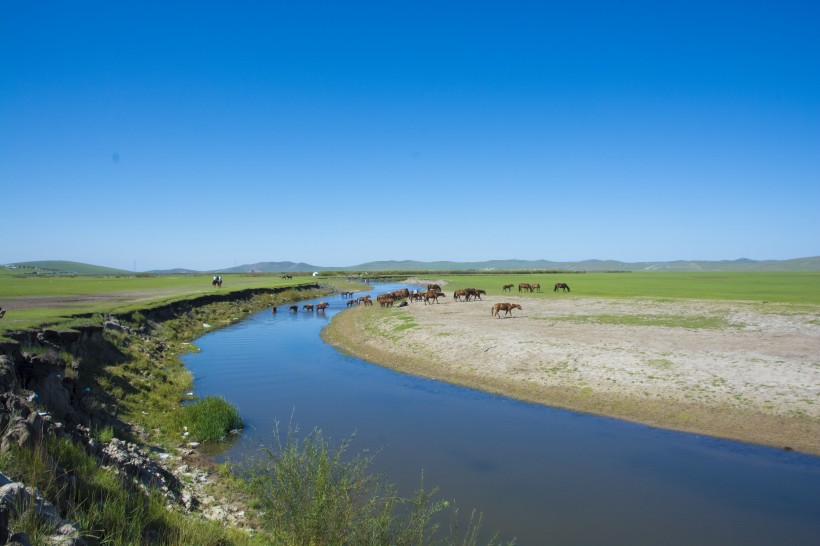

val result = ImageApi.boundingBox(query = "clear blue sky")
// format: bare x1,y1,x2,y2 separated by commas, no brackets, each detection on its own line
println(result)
2,1,818,271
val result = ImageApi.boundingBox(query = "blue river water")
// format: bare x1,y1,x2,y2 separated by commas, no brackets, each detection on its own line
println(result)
182,283,820,545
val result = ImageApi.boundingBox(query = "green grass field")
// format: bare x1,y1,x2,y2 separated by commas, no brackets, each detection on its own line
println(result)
0,271,323,334
433,271,820,303
2,270,818,336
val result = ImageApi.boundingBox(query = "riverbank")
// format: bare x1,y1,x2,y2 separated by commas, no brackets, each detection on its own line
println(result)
0,284,335,543
323,294,820,456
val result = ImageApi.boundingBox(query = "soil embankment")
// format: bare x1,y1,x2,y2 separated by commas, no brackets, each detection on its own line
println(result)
324,293,820,455
0,283,328,541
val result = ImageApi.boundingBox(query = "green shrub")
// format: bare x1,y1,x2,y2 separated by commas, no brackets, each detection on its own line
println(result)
240,426,513,545
180,396,242,443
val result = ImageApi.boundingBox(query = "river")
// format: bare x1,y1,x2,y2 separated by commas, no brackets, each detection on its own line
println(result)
182,283,820,545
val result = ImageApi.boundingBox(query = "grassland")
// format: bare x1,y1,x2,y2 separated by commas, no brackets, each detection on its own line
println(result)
416,271,820,303
0,270,322,335
2,268,818,541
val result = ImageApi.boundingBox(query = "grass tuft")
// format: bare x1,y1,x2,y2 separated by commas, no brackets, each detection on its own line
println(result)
180,396,243,443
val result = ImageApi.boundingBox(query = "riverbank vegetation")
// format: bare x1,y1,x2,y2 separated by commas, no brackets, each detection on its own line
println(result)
0,274,513,544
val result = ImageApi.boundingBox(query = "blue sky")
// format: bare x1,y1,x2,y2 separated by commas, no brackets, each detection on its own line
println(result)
2,1,818,271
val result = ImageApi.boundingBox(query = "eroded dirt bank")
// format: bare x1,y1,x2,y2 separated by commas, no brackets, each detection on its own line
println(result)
323,293,820,455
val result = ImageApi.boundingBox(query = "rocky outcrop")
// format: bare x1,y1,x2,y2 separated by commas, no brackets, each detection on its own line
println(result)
0,473,86,546
100,438,182,502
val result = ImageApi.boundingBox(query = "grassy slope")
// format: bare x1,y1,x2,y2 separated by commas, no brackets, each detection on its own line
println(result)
6,260,131,275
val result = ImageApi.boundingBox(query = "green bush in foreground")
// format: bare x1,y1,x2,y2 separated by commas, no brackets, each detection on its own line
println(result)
240,426,515,546
180,396,243,443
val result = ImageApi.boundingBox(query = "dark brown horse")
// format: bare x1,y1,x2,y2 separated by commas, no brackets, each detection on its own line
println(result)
316,302,329,311
303,304,315,311
554,283,571,292
492,303,522,318
289,305,299,312
502,284,514,292
466,288,486,300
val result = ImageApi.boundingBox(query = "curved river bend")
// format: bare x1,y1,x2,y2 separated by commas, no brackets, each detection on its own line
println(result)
182,284,820,545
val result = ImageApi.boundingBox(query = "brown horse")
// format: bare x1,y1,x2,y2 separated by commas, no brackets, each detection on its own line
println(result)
212,278,222,287
316,302,329,311
289,305,299,312
531,283,541,292
303,304,315,311
346,299,358,307
271,306,277,314
466,288,486,300
427,283,441,292
554,283,571,292
502,284,513,292
518,283,532,293
492,303,522,318
423,291,445,304
453,289,469,301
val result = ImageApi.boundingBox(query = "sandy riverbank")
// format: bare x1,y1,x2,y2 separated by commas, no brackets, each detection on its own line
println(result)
323,290,820,455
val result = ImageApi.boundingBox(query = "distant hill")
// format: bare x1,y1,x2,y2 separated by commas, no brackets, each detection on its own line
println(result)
7,256,820,275
146,268,200,274
219,261,322,274
6,260,131,276
204,256,820,273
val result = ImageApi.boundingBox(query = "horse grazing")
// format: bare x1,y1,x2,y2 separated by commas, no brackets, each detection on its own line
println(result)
492,303,522,318
531,283,541,292
518,283,532,293
502,284,514,292
554,283,571,292
346,299,358,307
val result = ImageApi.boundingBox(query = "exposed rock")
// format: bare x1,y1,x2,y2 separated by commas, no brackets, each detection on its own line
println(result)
100,438,182,501
0,476,86,546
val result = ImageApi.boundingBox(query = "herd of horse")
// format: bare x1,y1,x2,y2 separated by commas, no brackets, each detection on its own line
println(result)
504,282,570,293
268,280,570,318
